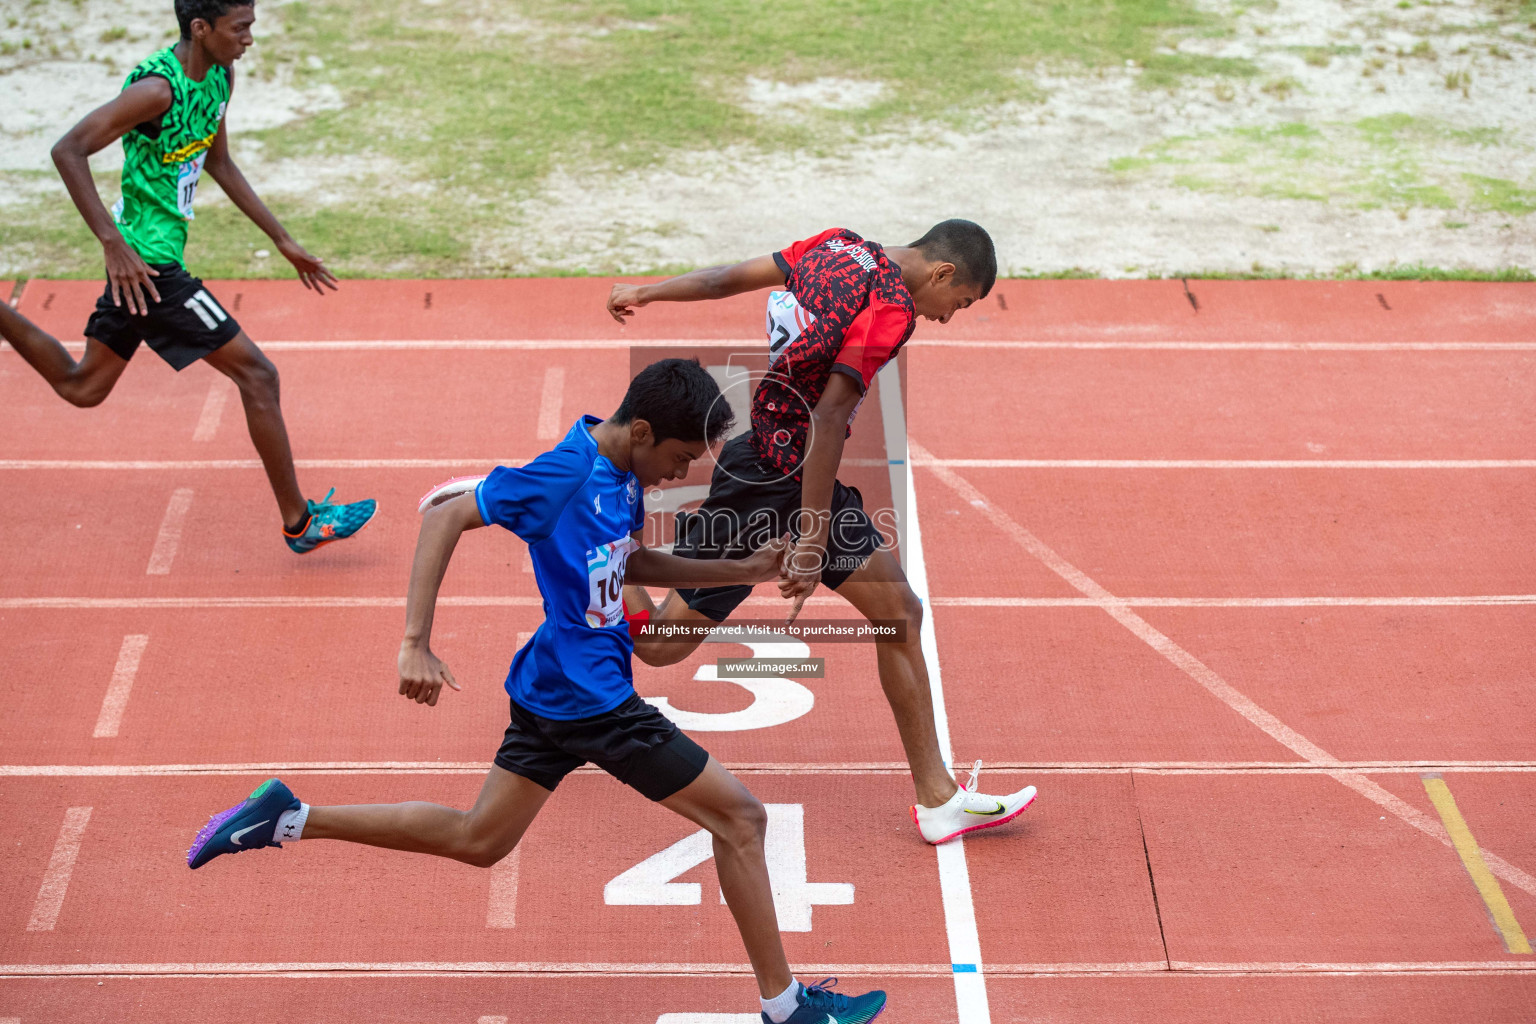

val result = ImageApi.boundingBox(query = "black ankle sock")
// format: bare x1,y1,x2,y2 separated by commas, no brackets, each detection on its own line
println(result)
285,511,312,535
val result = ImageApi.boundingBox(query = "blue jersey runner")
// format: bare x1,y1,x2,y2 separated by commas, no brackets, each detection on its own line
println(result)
475,416,646,719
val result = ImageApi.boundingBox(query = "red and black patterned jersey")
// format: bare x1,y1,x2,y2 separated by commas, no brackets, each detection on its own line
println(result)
750,227,915,475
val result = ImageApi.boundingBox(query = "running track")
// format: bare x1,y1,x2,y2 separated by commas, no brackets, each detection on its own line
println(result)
1,277,1534,1022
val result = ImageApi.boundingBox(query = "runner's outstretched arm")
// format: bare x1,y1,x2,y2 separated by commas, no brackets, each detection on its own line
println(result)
397,492,485,706
626,533,788,588
202,69,337,295
51,79,174,315
606,255,785,323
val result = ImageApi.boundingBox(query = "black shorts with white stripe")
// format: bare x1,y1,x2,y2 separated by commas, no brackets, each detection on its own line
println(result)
85,264,242,371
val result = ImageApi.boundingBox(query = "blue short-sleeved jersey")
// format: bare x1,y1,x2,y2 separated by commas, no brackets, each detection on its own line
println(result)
475,416,646,720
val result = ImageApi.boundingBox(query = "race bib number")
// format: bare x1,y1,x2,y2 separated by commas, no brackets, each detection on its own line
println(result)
765,290,816,368
176,152,208,219
585,537,638,628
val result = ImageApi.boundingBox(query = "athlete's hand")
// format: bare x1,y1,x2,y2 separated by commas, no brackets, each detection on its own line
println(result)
398,640,460,707
740,533,792,583
102,235,161,316
277,236,339,295
779,541,824,626
607,283,648,324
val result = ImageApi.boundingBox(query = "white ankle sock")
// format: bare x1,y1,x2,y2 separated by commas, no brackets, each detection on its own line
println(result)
275,803,309,842
761,979,802,1023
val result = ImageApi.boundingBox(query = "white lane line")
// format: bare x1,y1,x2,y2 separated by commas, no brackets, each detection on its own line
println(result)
26,807,92,931
92,635,150,739
478,1017,509,1024
23,337,1536,353
3,761,1535,778
913,442,1536,901
0,594,853,610
657,1016,757,1023
144,489,194,576
0,459,525,471
879,362,990,1023
6,457,1533,471
191,380,232,442
915,340,1536,351
0,959,1531,978
536,367,565,440
931,596,1536,608
3,594,1531,611
916,459,1536,469
486,844,521,929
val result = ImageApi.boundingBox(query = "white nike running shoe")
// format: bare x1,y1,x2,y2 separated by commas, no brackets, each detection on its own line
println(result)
911,761,1036,844
417,474,486,515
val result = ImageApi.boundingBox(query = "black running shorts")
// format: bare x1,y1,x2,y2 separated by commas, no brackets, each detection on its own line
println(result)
494,693,710,802
85,264,242,371
672,432,885,622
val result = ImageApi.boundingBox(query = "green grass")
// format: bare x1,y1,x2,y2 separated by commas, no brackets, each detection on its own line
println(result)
5,0,1244,278
1109,114,1536,217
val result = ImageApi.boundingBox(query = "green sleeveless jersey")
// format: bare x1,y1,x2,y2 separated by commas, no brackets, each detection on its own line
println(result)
112,47,231,266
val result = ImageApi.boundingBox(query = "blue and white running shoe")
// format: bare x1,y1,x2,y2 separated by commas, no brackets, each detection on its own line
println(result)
284,488,377,553
770,979,887,1024
187,778,300,869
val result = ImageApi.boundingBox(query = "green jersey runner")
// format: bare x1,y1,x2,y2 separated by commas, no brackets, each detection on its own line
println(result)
0,0,377,553
113,46,232,266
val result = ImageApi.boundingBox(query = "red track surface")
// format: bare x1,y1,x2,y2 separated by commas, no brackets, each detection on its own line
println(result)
3,278,1534,1022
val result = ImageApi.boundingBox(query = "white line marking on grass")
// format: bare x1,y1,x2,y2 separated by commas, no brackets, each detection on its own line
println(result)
1,959,1531,978
92,635,149,739
913,442,1536,901
536,367,565,440
26,807,92,931
191,380,232,442
486,845,521,929
881,363,991,1024
145,489,193,575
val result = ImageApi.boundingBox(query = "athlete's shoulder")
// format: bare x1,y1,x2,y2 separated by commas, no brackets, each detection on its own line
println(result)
124,47,178,86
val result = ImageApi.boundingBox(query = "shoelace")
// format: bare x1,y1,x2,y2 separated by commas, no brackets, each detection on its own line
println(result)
307,487,338,514
800,977,851,1013
963,759,984,794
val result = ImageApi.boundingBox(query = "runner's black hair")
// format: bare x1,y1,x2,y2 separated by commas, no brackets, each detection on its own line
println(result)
909,219,997,297
176,0,254,40
614,358,734,445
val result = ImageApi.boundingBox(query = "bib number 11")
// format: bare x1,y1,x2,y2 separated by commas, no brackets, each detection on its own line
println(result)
176,152,208,219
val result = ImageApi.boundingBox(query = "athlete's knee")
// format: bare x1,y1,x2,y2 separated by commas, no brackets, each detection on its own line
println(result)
54,374,112,408
230,352,280,401
455,827,518,868
712,795,768,853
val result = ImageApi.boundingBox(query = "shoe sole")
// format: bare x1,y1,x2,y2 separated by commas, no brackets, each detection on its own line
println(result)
187,797,249,868
911,789,1037,845
289,502,379,555
417,475,485,515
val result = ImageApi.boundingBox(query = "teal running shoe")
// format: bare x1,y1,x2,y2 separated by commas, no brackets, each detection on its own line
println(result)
187,778,300,869
284,488,377,553
770,979,887,1024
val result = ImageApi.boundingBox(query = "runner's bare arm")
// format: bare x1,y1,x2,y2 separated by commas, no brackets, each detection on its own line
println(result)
625,532,789,588
398,493,486,706
51,78,174,315
782,371,861,623
607,255,786,324
203,69,338,295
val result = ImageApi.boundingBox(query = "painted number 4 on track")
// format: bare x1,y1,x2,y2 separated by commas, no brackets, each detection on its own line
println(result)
605,804,853,931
